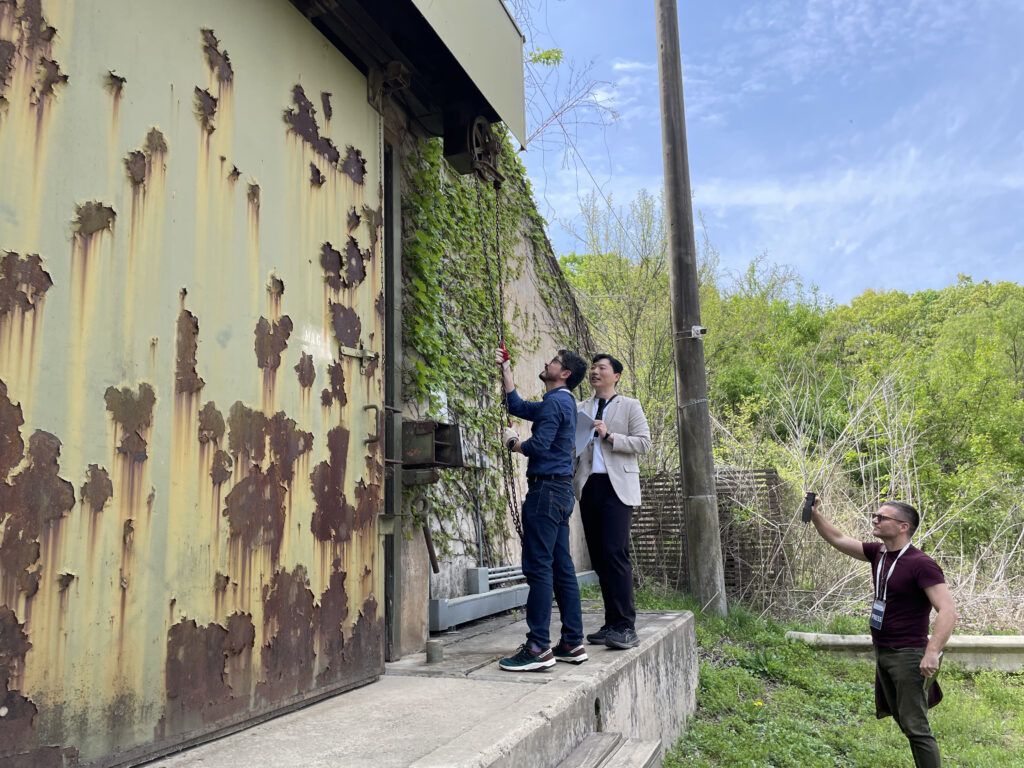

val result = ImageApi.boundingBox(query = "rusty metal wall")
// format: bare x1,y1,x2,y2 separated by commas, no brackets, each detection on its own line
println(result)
0,1,385,765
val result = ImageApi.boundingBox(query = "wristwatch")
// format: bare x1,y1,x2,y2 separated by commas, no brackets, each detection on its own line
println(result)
603,432,612,442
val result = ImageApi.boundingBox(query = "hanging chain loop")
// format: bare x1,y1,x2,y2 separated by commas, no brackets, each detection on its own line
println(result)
478,181,522,539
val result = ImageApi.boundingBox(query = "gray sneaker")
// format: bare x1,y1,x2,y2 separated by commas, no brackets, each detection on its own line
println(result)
586,627,610,645
604,627,639,649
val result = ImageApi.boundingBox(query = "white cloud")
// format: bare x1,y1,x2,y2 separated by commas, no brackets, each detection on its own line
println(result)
612,60,656,72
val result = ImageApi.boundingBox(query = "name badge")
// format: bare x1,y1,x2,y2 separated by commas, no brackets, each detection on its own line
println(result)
869,599,886,630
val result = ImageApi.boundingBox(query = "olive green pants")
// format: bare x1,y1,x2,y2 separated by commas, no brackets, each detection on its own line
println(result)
875,647,941,768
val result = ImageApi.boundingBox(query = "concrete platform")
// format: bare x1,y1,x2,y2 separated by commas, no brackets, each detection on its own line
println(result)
146,609,698,768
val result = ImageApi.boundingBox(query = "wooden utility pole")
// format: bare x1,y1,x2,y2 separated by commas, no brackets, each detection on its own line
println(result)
655,0,727,616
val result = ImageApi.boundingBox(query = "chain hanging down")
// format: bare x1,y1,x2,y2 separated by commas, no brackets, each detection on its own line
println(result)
476,179,521,539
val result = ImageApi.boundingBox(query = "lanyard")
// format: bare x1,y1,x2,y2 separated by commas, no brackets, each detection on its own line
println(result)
874,542,911,601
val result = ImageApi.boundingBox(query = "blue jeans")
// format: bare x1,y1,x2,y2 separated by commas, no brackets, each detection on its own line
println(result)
520,476,583,648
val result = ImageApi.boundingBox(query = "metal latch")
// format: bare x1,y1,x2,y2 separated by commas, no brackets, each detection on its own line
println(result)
339,345,379,373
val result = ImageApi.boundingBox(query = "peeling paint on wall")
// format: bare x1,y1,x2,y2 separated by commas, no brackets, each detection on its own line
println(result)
309,161,324,187
256,565,315,703
320,361,346,409
80,464,112,513
199,28,233,84
295,353,315,390
0,252,51,392
223,463,286,562
0,604,81,765
320,238,367,291
0,430,75,601
329,302,361,348
175,307,205,395
0,252,53,315
73,202,116,239
267,412,312,486
309,426,353,544
341,146,365,185
193,87,217,134
197,401,224,445
0,379,24,483
210,449,232,486
283,84,341,167
346,207,360,233
104,383,156,463
361,205,382,251
161,610,254,735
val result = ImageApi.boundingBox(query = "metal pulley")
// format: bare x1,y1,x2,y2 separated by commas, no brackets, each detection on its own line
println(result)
468,116,505,189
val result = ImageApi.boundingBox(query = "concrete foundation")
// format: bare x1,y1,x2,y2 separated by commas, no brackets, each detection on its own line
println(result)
147,609,698,768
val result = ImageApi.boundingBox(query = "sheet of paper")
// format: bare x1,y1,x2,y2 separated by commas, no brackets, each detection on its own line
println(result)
575,408,595,454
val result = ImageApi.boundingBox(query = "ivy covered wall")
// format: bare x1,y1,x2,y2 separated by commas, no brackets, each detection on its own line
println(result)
399,131,593,600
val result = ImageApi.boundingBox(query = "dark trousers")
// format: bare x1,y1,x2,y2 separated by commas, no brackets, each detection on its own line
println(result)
580,473,635,631
875,647,942,768
520,476,583,649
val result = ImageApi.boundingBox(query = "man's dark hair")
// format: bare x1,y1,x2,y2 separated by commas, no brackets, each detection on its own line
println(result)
592,353,623,375
882,501,920,534
559,349,588,390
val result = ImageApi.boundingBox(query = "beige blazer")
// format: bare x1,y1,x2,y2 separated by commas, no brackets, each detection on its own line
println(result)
573,394,651,506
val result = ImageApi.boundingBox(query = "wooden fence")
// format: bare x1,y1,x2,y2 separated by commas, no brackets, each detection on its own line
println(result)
631,468,792,606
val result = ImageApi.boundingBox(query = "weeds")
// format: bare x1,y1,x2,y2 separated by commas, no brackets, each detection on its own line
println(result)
629,587,1024,767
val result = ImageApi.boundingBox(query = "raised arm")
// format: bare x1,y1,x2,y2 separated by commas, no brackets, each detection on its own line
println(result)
809,496,868,561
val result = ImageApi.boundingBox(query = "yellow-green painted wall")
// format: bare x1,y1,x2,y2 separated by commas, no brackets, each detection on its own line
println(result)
0,1,385,764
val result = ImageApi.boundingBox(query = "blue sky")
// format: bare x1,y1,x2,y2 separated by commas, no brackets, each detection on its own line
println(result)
516,0,1024,304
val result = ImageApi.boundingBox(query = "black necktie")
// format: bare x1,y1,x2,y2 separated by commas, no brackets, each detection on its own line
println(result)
596,398,608,420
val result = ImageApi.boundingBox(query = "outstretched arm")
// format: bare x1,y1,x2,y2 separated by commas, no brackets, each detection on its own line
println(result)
809,495,868,561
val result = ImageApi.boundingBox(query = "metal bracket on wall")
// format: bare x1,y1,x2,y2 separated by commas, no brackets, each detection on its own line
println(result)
339,344,379,373
368,60,411,113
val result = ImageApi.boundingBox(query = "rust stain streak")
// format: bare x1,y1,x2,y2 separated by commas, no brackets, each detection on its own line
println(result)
0,429,75,607
0,251,52,405
254,315,291,414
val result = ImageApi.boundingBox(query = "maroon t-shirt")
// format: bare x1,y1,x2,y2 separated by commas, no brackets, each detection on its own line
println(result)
862,542,945,647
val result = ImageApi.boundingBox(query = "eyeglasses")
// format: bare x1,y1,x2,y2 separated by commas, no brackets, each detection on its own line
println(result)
549,357,564,367
870,512,907,525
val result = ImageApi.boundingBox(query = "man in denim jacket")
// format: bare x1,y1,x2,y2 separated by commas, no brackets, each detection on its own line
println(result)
496,347,588,671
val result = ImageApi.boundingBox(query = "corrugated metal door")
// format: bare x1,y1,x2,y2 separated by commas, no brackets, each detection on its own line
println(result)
0,1,385,765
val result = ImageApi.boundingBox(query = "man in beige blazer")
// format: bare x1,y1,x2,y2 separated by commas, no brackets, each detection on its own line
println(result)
573,354,651,649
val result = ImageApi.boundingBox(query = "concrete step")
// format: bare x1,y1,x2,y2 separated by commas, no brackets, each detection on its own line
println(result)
555,733,661,768
604,738,661,768
556,732,622,768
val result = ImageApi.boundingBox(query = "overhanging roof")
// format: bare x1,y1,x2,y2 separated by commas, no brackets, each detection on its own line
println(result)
409,0,526,146
291,0,526,146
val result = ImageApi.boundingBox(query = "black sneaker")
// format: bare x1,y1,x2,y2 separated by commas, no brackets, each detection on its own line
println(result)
499,643,555,671
604,627,639,649
586,627,610,645
552,640,588,664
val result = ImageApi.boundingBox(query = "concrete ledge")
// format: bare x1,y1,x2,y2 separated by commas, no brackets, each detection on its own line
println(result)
785,632,1024,671
152,609,696,768
408,611,696,768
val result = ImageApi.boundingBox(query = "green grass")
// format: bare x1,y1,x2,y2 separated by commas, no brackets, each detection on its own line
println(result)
626,586,1024,768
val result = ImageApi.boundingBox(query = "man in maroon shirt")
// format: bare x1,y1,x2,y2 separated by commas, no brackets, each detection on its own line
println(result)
810,497,957,768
